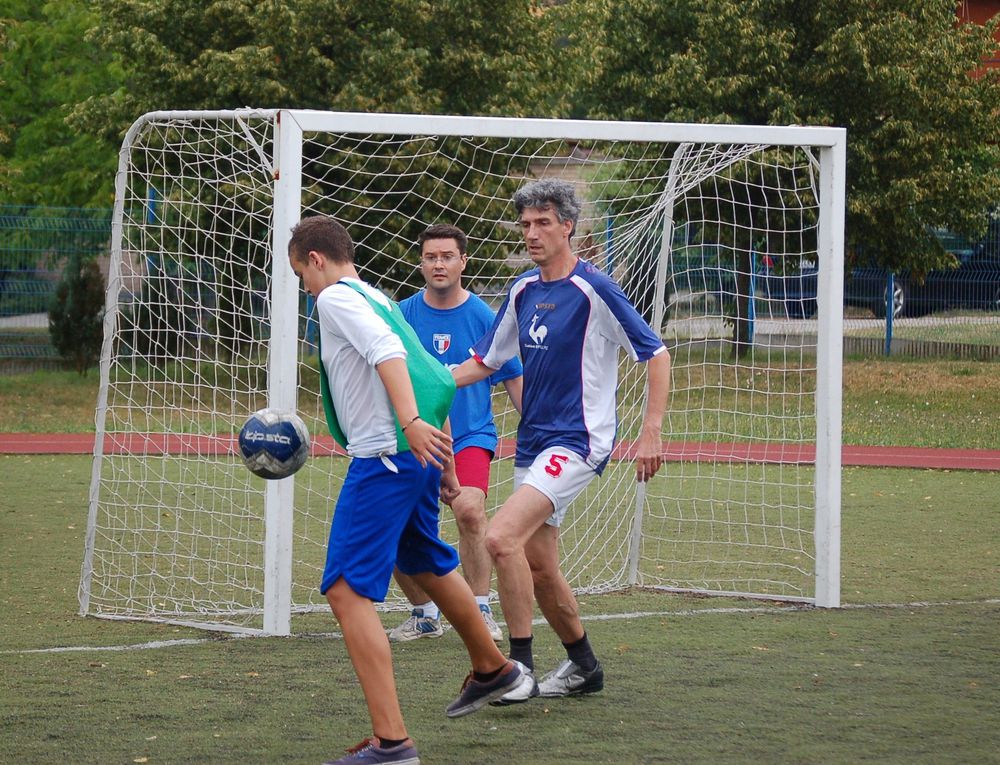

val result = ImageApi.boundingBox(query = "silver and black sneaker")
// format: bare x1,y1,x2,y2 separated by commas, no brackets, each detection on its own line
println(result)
537,659,604,697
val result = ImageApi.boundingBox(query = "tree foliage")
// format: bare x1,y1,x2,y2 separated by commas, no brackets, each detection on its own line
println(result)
567,0,1000,275
0,1,121,206
4,1,564,208
48,253,106,375
72,0,565,144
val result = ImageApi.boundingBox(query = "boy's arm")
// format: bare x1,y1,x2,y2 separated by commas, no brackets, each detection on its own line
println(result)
635,350,671,482
375,357,452,469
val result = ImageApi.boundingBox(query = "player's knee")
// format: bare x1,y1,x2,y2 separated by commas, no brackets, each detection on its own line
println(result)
527,556,559,588
324,583,350,618
484,529,518,565
453,502,487,537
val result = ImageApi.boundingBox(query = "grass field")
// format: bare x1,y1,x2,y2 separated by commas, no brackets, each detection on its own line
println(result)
2,363,999,764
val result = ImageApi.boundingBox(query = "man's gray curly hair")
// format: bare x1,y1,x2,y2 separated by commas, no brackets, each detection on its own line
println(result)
513,178,583,238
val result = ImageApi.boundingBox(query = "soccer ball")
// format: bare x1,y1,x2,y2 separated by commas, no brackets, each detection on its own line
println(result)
238,408,311,480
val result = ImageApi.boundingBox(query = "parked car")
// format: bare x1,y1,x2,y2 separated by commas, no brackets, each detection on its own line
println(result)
759,255,817,318
763,218,1000,318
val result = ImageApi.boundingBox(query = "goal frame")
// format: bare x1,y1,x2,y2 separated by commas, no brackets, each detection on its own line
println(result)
80,109,845,635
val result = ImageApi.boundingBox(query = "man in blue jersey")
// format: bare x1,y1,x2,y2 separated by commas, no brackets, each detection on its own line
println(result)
452,179,672,702
389,223,523,644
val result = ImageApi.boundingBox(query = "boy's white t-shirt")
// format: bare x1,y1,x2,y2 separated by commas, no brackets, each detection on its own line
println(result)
316,278,406,457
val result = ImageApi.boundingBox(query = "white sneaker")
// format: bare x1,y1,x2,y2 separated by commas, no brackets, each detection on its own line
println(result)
387,608,444,642
479,603,503,642
537,659,604,697
489,663,539,706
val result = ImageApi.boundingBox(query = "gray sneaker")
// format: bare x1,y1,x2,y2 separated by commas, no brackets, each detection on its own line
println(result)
537,659,604,697
445,659,526,718
479,603,503,642
387,608,443,642
322,736,420,764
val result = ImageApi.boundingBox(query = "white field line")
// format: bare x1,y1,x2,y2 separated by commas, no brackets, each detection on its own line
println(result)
5,598,997,656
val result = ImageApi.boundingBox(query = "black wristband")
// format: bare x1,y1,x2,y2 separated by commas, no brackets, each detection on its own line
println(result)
401,415,422,432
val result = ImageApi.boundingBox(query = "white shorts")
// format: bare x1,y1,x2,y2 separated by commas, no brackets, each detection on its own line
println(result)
514,447,598,528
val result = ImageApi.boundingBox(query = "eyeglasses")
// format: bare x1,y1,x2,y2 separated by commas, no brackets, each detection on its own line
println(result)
421,253,461,265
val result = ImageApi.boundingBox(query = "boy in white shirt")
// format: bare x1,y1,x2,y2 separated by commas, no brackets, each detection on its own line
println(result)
288,215,528,765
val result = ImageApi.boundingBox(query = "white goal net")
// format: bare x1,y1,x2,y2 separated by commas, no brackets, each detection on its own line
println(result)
80,109,845,634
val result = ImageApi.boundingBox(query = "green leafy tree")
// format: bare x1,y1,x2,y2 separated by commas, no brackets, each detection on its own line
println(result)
0,1,121,206
48,253,106,375
64,0,566,360
572,0,1000,269
563,0,1000,353
72,0,566,150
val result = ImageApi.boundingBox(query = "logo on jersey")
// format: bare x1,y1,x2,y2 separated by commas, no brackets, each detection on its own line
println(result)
432,333,451,355
526,313,549,349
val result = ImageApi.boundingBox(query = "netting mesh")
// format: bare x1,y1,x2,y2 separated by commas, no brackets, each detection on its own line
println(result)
81,111,834,632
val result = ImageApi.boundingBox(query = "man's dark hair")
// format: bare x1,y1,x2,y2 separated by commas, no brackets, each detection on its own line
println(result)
419,223,468,255
288,216,354,264
513,179,583,238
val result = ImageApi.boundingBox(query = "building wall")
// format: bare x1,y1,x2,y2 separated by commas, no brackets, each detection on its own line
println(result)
959,0,1000,69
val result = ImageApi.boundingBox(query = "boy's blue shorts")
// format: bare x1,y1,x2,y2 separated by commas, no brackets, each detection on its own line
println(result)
320,451,460,602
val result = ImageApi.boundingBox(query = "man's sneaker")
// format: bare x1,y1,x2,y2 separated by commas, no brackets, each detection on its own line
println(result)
322,736,420,765
387,609,443,642
489,667,539,706
479,603,503,642
445,659,526,718
537,659,604,697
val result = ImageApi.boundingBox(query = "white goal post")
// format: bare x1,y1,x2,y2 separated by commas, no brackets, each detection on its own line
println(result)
79,109,845,635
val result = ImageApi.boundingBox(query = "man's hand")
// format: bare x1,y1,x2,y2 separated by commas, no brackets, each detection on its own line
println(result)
634,430,664,482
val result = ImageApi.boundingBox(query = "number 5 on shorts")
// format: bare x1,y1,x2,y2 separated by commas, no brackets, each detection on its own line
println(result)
545,453,570,477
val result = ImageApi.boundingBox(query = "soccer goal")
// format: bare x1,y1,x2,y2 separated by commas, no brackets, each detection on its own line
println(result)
79,109,845,635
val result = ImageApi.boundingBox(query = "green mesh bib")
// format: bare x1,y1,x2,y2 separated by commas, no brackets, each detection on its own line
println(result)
318,280,456,452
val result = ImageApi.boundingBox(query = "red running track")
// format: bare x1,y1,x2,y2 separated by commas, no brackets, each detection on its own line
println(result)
3,433,999,471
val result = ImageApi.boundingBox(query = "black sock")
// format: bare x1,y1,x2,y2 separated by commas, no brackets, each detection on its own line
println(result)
509,635,534,672
563,632,597,673
378,737,408,750
473,665,504,683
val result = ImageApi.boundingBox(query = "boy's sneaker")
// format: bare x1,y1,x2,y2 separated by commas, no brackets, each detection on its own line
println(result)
537,659,604,697
445,659,526,718
322,736,420,765
387,608,443,642
479,603,503,642
489,667,539,706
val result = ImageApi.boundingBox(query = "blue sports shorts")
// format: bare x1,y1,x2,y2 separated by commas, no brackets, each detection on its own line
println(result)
320,451,460,601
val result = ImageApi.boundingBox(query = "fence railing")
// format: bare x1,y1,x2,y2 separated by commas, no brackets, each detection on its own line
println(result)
0,206,112,367
1,206,997,369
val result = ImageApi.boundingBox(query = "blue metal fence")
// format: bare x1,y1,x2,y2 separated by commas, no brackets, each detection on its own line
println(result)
0,206,112,364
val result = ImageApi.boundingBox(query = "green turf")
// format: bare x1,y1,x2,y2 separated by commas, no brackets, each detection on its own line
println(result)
2,455,997,764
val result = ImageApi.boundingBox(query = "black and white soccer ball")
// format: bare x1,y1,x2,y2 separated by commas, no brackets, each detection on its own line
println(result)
238,408,311,480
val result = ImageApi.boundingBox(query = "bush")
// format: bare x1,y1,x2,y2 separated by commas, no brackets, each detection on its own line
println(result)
48,254,105,374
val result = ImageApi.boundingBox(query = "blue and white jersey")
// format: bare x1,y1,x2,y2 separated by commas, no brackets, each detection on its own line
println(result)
472,259,666,473
400,291,522,455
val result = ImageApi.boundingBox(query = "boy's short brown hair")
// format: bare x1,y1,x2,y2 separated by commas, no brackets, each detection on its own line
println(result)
289,216,355,264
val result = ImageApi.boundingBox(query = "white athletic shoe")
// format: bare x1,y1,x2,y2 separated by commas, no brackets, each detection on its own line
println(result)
537,659,604,697
489,666,539,706
387,608,444,642
479,603,503,642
